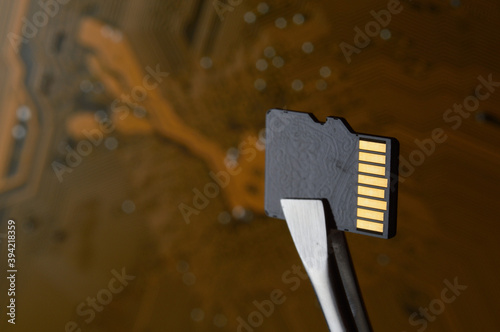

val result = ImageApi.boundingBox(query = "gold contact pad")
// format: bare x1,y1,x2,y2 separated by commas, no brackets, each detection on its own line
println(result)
359,152,386,164
357,197,387,210
357,185,385,199
357,219,384,233
357,208,384,221
358,174,388,188
359,140,387,153
358,163,385,176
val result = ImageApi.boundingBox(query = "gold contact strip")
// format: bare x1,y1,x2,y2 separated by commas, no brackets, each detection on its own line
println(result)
358,163,385,176
357,185,385,199
357,219,384,233
357,197,387,210
358,174,388,188
357,208,384,221
359,152,386,164
359,140,386,153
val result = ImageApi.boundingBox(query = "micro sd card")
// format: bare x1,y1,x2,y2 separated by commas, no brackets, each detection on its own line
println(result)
264,109,399,239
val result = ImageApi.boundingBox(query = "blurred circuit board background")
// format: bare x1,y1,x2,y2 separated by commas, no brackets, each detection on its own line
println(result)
1,0,500,331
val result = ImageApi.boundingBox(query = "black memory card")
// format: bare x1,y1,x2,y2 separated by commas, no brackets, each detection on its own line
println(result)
264,109,399,239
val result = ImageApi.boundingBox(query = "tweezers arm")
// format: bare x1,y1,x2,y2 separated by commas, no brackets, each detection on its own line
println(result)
330,230,372,332
281,199,372,332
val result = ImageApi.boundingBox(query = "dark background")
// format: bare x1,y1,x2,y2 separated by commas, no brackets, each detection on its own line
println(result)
1,0,499,331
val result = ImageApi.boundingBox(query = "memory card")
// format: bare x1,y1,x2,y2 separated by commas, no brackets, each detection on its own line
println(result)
264,109,399,239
